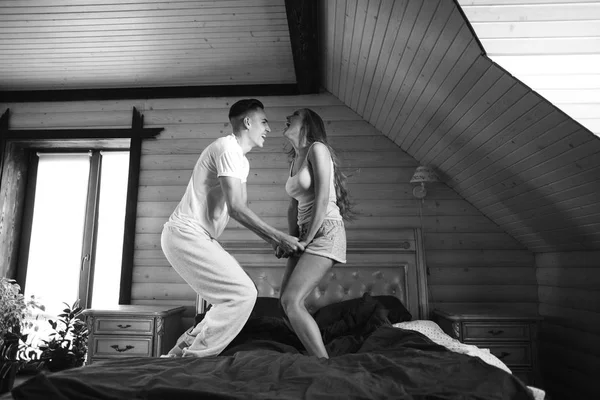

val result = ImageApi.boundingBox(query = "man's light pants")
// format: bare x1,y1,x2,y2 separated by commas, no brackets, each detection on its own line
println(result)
161,223,257,357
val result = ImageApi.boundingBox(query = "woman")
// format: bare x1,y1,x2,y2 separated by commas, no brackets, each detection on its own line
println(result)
278,108,353,359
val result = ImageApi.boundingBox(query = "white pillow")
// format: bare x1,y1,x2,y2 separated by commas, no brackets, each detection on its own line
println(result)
393,320,511,373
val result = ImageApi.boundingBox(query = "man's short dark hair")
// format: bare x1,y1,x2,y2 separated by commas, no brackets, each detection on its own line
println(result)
228,99,264,120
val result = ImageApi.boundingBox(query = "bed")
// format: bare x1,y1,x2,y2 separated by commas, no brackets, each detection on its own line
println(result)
4,229,545,400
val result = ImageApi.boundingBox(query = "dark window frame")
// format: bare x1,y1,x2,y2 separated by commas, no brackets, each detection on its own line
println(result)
0,108,163,305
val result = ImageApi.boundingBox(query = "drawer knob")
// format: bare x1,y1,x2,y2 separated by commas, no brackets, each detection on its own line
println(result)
110,345,135,353
117,324,132,329
488,329,504,336
498,351,510,360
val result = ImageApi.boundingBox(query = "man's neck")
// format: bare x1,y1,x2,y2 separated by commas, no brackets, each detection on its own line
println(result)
232,131,252,155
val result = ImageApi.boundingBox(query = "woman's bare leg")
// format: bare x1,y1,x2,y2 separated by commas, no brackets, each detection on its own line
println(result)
279,256,298,330
280,255,299,297
280,253,333,358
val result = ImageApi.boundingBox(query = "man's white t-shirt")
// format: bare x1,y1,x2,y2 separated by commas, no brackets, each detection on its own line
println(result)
168,134,249,238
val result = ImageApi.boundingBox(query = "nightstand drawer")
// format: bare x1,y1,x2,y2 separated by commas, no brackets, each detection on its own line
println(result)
484,344,531,367
463,323,529,341
83,305,186,363
95,318,154,335
91,336,153,357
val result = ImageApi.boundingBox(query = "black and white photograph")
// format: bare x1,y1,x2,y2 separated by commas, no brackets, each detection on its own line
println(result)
0,1,598,399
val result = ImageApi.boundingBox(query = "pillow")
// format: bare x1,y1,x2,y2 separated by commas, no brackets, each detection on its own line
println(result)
373,295,412,323
319,293,389,339
312,293,380,329
250,297,284,319
194,294,411,327
222,315,304,356
195,297,284,326
313,293,411,327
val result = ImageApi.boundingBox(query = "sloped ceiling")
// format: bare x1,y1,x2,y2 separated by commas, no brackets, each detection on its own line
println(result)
457,0,600,138
0,0,295,90
318,0,600,252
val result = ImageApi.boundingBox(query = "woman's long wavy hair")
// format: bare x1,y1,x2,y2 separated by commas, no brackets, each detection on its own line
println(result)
289,108,355,221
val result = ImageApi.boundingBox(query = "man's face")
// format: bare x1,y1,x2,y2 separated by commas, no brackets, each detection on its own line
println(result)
245,108,270,148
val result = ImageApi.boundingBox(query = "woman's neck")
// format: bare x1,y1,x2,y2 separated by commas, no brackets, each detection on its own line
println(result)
294,140,311,158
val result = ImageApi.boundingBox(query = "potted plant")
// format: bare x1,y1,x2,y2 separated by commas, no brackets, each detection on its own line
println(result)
0,277,44,394
37,300,89,372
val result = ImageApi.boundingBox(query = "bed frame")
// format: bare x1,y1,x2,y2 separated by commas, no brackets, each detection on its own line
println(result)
198,228,429,320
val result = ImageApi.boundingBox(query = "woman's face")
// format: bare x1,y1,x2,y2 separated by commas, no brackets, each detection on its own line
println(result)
283,110,305,147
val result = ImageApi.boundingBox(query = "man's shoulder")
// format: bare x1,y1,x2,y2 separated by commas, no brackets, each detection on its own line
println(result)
198,134,232,158
208,134,227,145
211,134,238,151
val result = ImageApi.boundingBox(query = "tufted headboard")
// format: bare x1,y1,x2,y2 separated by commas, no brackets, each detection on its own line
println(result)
198,229,429,320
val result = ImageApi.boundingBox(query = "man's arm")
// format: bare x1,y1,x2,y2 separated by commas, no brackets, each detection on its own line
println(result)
220,176,304,254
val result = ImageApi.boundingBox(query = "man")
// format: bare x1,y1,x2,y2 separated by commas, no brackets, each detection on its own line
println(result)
161,99,304,357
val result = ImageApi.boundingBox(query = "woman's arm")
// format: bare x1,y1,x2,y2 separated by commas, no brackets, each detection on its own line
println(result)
287,197,300,237
276,197,301,258
302,142,332,245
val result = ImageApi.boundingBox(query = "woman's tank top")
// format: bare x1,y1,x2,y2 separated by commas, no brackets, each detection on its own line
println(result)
285,143,342,226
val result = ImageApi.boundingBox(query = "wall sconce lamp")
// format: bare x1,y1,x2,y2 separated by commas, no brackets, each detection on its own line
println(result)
410,165,439,200
410,165,439,294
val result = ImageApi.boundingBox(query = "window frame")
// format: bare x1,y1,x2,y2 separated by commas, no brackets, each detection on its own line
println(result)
17,149,124,309
0,107,163,305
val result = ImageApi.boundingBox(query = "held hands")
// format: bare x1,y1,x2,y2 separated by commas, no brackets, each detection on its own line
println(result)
273,234,305,259
274,245,287,259
274,245,301,259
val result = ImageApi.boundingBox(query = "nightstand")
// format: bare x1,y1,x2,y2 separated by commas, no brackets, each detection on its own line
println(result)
431,307,542,387
82,305,185,364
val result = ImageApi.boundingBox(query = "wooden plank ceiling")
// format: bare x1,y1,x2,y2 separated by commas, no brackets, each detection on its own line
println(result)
318,0,600,252
0,0,296,90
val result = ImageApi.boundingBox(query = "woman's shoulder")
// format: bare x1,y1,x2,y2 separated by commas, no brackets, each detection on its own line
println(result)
307,141,331,159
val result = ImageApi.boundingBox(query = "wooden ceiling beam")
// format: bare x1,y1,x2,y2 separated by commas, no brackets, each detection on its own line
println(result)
0,84,299,103
285,0,320,94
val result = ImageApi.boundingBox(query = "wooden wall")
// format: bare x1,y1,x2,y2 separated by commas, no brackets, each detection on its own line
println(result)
536,252,600,400
0,92,536,329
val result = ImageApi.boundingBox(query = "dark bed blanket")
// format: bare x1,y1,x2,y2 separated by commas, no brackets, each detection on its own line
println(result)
11,328,534,400
11,297,534,400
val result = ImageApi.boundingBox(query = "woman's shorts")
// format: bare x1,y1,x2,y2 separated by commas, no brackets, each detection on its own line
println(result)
299,219,346,264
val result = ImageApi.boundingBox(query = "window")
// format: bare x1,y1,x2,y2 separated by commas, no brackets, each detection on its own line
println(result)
0,107,162,311
20,150,129,315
